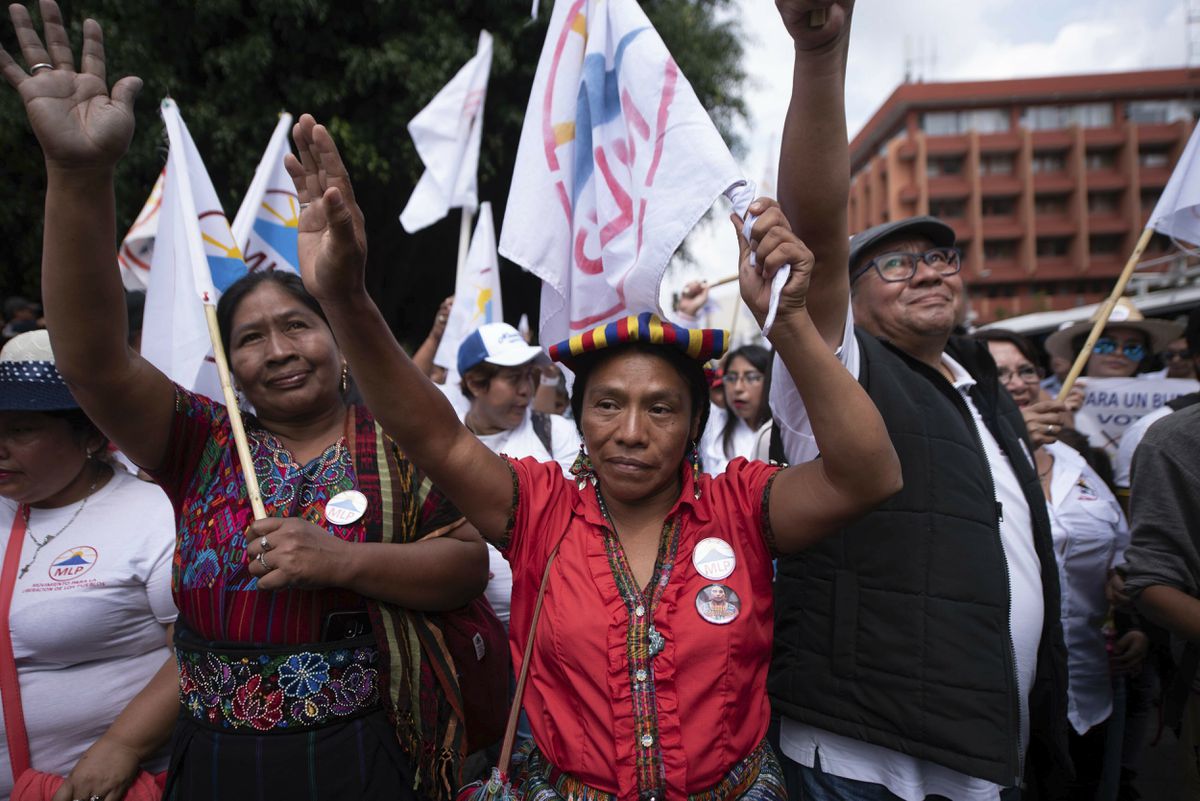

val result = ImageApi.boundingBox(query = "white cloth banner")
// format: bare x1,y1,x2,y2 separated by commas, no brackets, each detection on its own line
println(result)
499,0,747,350
140,99,247,401
400,31,493,233
434,201,504,369
231,113,300,275
1075,376,1200,457
117,169,165,291
1148,123,1200,247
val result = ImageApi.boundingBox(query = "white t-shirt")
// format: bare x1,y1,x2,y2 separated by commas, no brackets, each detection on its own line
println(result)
1112,405,1173,489
699,404,760,475
0,468,177,796
1044,440,1128,735
465,410,579,630
770,307,1044,801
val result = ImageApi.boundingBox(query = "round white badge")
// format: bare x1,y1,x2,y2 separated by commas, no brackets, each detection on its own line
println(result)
692,537,736,581
325,490,368,526
696,584,740,625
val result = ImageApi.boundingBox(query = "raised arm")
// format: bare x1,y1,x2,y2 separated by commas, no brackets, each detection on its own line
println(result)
774,0,855,347
737,199,901,552
1,1,175,468
283,115,514,542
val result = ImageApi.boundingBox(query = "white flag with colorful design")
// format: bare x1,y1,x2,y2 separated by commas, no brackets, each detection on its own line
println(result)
499,0,748,349
231,112,300,274
140,98,247,400
434,202,504,369
399,31,493,233
117,168,165,291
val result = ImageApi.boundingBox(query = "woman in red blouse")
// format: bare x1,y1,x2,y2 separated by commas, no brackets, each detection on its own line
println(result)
273,115,903,801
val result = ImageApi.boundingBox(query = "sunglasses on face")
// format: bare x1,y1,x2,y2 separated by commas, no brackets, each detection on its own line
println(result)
1164,348,1193,361
1092,337,1146,362
851,247,963,284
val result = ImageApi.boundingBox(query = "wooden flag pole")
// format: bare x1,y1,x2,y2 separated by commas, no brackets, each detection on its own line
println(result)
204,304,268,520
706,273,740,290
1056,226,1156,401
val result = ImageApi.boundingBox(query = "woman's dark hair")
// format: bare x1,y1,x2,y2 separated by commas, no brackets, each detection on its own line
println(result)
215,271,329,362
568,342,711,442
460,362,502,400
721,345,773,459
971,328,1041,370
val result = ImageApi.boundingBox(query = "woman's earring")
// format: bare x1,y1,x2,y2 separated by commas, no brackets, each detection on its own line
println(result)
690,440,702,500
570,443,597,490
340,362,349,395
234,386,245,410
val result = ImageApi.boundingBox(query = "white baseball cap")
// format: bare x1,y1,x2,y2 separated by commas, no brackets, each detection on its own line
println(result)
457,323,544,375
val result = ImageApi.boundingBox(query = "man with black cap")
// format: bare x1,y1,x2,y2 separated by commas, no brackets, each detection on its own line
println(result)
764,3,1070,800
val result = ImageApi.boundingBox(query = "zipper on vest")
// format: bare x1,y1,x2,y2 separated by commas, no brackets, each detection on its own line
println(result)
949,387,1024,785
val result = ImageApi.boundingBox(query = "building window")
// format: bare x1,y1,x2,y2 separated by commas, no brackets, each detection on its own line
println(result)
1140,189,1161,211
984,239,1018,260
1089,234,1122,255
922,109,1010,136
1035,193,1070,215
1085,148,1117,170
1087,190,1121,215
1126,100,1199,124
982,196,1016,216
979,153,1015,175
1036,236,1071,257
1138,146,1171,169
929,198,966,218
1031,151,1067,173
927,155,965,177
1022,103,1114,130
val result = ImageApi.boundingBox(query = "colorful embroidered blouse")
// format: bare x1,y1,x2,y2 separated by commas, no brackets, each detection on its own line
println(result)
149,388,459,644
502,455,780,801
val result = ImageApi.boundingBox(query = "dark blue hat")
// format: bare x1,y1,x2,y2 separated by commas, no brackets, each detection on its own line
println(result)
0,330,80,411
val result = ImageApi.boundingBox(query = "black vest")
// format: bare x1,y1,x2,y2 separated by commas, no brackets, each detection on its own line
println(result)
769,331,1070,787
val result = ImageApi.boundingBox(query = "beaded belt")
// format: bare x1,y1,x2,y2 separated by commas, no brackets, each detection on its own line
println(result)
175,629,381,733
522,738,785,801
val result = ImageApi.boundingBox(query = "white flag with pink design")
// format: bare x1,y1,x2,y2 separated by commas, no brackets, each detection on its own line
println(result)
499,0,748,348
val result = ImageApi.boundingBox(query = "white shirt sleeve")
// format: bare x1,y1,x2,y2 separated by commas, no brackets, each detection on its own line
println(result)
549,414,582,477
768,300,860,464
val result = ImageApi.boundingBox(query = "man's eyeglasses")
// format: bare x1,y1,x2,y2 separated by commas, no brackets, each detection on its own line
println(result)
724,371,764,386
1164,348,1193,361
851,247,963,284
997,365,1041,385
1093,338,1146,362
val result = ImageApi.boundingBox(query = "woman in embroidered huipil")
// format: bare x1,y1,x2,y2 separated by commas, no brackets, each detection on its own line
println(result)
276,115,904,801
2,6,488,799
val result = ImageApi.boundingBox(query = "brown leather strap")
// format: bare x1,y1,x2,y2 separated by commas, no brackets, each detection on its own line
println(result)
0,508,32,776
498,544,559,778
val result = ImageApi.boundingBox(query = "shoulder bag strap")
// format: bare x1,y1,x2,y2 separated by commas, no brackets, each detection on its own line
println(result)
0,508,32,776
498,543,560,779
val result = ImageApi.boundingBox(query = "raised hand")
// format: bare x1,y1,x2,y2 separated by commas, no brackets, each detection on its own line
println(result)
1022,397,1073,447
283,114,368,303
776,0,854,52
0,1,141,170
734,198,814,332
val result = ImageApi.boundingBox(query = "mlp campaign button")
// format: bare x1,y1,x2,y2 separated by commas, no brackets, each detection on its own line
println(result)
325,490,368,526
692,537,736,581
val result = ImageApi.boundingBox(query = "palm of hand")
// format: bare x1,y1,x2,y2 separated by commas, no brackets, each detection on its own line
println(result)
776,1,852,50
22,72,133,168
296,204,366,300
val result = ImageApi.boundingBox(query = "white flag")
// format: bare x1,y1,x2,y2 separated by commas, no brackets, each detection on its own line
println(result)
140,99,247,400
499,0,746,349
1148,123,1200,247
231,112,300,275
117,169,165,291
399,31,493,233
434,201,503,369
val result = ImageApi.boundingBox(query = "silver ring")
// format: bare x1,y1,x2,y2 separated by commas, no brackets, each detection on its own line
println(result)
257,551,272,571
260,535,270,552
30,62,53,74
90,796,102,801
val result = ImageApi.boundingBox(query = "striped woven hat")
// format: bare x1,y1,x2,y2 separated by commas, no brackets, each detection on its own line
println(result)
548,312,729,368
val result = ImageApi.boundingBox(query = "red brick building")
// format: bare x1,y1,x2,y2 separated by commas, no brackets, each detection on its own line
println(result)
847,68,1200,323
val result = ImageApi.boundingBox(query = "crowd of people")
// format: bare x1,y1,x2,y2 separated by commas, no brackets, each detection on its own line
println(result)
0,1,1198,801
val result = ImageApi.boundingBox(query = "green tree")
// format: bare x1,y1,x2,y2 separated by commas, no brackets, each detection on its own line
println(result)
0,0,746,344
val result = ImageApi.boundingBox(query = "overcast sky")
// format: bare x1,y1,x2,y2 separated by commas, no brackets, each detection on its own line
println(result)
671,0,1190,315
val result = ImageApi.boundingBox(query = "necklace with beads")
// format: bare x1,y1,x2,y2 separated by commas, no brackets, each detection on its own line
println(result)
17,467,105,579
